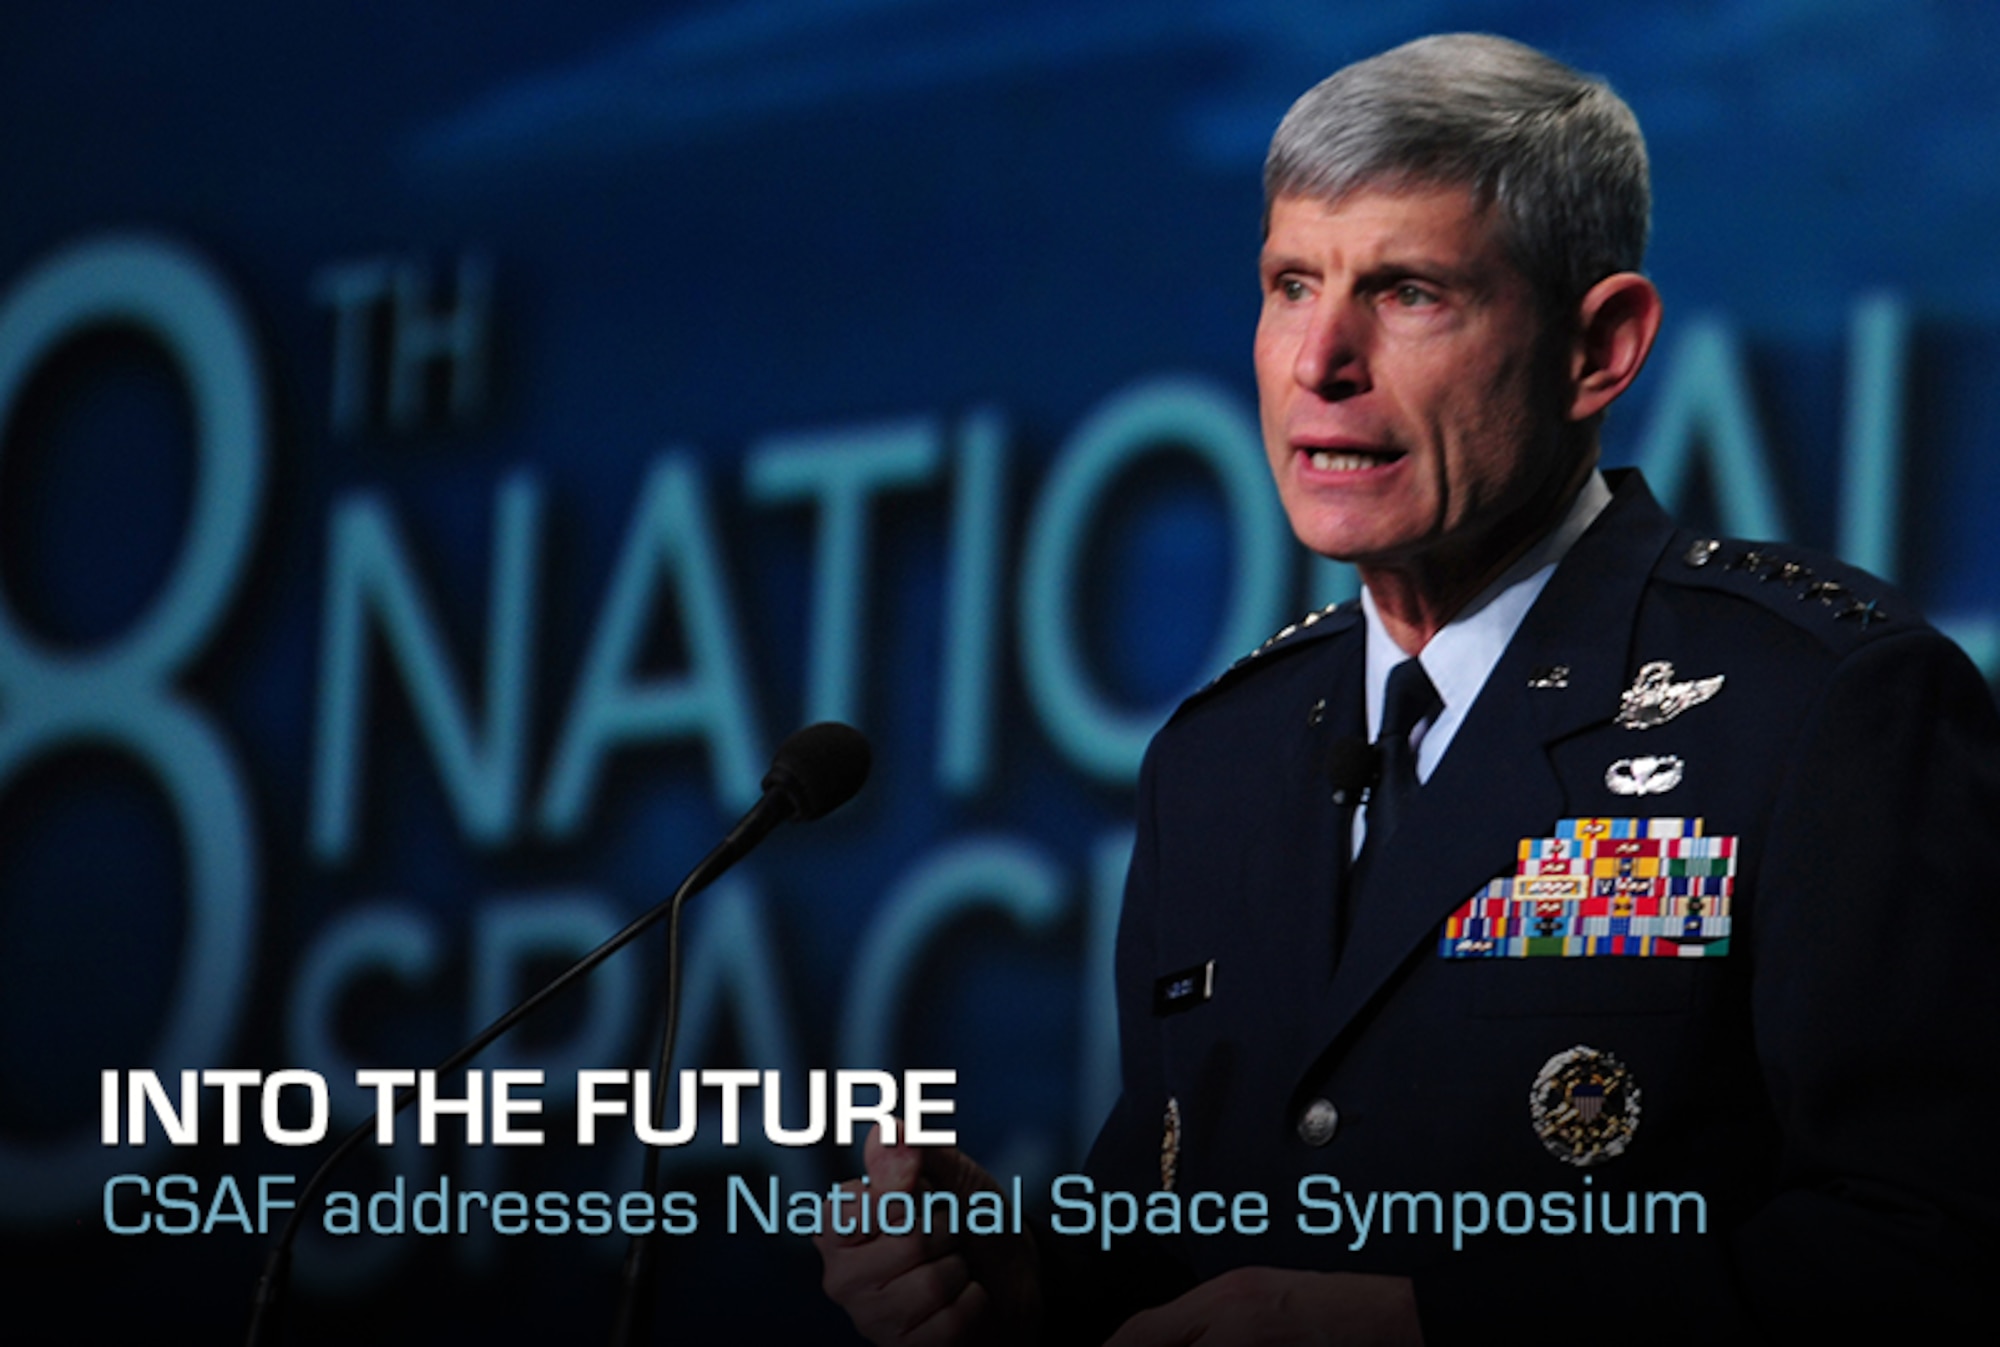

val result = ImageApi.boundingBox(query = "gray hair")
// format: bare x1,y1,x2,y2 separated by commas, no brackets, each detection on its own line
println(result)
1265,33,1649,313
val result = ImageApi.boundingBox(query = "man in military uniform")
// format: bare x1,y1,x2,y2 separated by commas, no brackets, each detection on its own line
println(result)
819,33,2000,1345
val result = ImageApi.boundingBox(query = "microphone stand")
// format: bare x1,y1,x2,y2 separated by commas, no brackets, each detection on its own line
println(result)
244,790,794,1346
606,805,738,1345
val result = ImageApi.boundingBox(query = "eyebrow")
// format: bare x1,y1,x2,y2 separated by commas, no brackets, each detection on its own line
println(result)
1368,250,1491,286
1257,248,1308,279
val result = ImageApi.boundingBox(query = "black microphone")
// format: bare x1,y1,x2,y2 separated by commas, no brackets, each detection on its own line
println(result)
665,722,872,903
245,724,872,1347
1326,736,1380,807
763,721,871,821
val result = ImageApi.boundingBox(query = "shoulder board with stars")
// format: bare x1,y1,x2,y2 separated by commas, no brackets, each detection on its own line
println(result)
1194,600,1360,695
1667,534,1914,649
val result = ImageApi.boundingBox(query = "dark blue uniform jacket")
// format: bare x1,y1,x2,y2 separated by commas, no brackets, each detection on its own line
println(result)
1074,471,2000,1343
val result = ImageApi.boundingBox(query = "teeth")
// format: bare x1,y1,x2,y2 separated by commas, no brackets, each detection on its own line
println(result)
1308,450,1381,472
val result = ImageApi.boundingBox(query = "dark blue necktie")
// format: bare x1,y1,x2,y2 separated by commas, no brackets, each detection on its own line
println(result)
1364,657,1441,858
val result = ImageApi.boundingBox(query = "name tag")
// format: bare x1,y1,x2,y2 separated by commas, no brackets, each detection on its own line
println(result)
1152,960,1215,1015
1440,819,1736,959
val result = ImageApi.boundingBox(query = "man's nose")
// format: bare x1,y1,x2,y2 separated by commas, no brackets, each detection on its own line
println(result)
1294,295,1369,399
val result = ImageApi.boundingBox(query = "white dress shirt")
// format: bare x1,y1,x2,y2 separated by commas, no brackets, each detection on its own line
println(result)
1352,471,1612,853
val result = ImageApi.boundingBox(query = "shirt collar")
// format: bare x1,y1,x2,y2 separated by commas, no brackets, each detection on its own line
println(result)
1362,470,1612,764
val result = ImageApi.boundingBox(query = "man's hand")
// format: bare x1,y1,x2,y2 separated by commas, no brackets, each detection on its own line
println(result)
814,1126,1041,1346
1102,1269,1421,1347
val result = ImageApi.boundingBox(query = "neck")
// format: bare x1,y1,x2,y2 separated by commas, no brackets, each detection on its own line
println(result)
1359,453,1596,655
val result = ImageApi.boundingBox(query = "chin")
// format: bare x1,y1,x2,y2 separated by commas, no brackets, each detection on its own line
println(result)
1284,513,1405,564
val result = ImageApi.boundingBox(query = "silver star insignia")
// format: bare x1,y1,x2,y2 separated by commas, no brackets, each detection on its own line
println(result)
1615,661,1724,730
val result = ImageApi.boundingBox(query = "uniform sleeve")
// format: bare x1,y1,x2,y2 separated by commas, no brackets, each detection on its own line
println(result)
1734,628,2000,1333
1084,740,1168,1196
1041,743,1194,1345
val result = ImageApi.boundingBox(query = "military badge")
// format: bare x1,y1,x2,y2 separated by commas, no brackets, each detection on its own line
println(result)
1615,661,1723,729
1530,1045,1640,1167
1160,1097,1181,1192
1605,754,1684,796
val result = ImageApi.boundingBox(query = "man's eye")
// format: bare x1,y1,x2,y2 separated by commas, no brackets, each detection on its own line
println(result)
1278,277,1308,302
1390,282,1436,307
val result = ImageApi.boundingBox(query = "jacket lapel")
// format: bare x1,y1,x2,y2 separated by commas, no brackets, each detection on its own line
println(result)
1296,474,1680,1073
1239,610,1369,1009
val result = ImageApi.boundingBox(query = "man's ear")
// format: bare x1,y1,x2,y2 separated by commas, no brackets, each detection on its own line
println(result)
1567,272,1662,423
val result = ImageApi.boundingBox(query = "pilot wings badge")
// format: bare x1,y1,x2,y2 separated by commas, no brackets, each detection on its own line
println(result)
1615,661,1723,730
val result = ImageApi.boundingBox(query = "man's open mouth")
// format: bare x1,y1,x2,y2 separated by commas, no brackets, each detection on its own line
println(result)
1305,447,1403,472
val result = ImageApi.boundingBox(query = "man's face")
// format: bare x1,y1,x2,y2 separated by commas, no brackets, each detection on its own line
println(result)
1255,185,1578,573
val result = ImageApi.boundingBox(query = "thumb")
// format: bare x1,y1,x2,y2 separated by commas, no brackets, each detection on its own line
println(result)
862,1122,921,1192
919,1141,1002,1201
